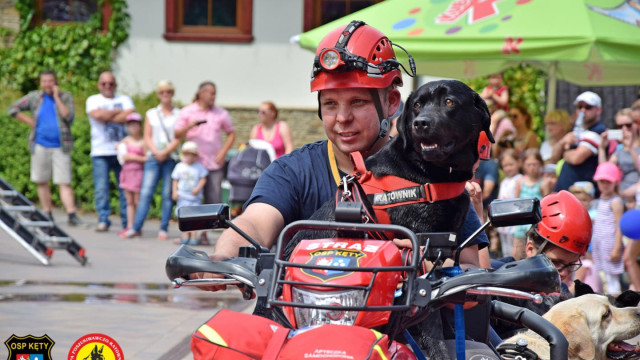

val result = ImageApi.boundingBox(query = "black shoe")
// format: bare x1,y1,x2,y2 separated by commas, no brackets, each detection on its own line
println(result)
68,213,85,226
46,212,54,222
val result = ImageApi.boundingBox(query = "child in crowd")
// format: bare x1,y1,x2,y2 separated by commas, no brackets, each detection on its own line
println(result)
496,149,522,258
592,162,624,296
568,181,602,294
480,72,509,112
513,149,548,259
172,141,208,245
541,163,558,197
117,113,147,238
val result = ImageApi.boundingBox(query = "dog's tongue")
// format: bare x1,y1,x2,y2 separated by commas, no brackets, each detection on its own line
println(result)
607,340,640,359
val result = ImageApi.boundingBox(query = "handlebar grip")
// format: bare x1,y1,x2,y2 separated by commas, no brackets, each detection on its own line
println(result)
491,300,568,360
165,245,258,287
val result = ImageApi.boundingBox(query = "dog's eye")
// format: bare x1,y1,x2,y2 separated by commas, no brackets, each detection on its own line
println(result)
413,102,421,110
602,308,611,319
445,98,454,107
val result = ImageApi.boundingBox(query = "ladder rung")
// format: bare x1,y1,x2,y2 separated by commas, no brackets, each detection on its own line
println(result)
3,205,37,212
40,236,72,245
20,220,54,227
0,189,18,197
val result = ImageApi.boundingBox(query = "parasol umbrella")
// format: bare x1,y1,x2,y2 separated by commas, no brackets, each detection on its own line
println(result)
298,0,640,110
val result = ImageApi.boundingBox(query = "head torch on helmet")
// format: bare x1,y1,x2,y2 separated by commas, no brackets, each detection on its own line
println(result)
311,21,416,91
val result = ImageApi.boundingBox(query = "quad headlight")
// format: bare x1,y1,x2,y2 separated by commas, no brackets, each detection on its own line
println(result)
291,287,365,327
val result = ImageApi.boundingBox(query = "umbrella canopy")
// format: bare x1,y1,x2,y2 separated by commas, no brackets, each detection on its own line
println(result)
299,0,640,108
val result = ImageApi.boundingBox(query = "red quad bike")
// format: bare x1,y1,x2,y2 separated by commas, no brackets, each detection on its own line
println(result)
166,198,569,360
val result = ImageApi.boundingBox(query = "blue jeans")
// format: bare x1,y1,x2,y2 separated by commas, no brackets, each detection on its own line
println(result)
92,155,127,228
132,157,176,232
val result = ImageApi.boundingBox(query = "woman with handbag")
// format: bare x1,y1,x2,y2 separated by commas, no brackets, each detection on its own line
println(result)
122,80,181,239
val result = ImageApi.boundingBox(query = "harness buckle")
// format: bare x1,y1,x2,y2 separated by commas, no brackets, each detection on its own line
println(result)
341,176,352,199
424,183,435,203
339,173,361,200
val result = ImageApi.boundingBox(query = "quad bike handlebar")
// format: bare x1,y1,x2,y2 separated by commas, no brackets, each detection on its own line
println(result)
165,198,567,359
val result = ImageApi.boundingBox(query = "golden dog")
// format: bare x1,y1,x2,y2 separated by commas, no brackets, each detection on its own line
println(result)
503,294,640,359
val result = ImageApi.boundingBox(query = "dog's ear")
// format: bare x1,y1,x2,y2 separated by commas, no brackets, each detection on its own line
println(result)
473,91,494,143
397,90,416,149
614,290,640,308
546,309,595,359
573,279,595,297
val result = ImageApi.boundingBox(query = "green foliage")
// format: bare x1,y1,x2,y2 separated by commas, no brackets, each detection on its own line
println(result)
0,0,130,94
0,90,170,219
466,64,547,141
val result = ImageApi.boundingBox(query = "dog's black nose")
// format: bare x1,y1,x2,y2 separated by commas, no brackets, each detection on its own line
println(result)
413,117,431,132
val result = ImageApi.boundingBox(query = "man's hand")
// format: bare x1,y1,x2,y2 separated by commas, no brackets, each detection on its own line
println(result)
52,85,60,99
214,151,226,166
560,132,578,150
188,254,246,293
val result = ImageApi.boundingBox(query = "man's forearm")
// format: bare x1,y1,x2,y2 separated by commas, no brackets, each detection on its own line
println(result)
15,112,34,128
54,95,71,119
89,108,118,122
214,217,270,258
174,126,189,140
112,108,134,124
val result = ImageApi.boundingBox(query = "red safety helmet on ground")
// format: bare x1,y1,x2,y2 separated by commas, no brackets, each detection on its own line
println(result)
311,21,404,92
534,190,592,255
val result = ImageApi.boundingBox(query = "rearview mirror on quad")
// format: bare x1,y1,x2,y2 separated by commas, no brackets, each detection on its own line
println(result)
488,198,541,228
177,204,231,231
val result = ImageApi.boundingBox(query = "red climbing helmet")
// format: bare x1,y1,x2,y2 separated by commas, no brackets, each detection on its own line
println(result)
311,21,404,92
534,190,592,255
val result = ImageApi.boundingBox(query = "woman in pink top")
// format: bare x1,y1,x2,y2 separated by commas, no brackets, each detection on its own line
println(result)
250,101,293,158
174,81,236,205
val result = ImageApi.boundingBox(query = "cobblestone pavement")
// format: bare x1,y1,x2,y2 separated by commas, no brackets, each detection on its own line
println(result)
0,209,252,360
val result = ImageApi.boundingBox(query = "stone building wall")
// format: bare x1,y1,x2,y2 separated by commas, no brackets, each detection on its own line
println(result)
0,0,19,48
226,107,325,150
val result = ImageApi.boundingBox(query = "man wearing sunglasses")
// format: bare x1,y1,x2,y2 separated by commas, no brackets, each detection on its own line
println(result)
86,71,135,232
554,91,606,193
491,190,592,339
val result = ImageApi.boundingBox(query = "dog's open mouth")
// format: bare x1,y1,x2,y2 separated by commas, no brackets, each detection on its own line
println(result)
418,139,455,156
607,340,640,359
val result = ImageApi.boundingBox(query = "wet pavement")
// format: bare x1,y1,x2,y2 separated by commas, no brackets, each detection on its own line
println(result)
0,209,253,359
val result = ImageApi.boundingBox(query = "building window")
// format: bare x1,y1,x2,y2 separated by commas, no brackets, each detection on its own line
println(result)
303,0,383,32
35,0,110,28
164,0,253,43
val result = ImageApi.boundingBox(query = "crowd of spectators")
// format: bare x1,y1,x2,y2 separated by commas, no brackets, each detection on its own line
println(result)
7,70,293,245
476,79,640,296
8,69,640,293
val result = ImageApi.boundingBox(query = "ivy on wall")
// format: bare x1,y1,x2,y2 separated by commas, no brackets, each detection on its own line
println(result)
0,0,130,94
467,64,547,141
0,0,134,216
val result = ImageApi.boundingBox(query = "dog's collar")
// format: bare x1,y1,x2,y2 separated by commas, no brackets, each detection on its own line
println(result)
349,152,467,224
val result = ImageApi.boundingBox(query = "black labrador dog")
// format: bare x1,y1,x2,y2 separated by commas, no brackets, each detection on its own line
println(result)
285,79,492,255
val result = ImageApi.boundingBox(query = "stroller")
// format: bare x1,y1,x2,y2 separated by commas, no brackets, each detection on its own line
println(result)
226,139,274,216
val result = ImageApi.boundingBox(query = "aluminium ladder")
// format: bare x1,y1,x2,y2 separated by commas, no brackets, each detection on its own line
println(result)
0,176,88,265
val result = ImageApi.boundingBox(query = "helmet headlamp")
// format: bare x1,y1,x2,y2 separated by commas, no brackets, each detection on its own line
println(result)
319,49,342,70
311,20,416,81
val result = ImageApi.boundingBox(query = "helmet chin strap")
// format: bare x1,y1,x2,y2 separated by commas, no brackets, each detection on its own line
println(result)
366,88,389,152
